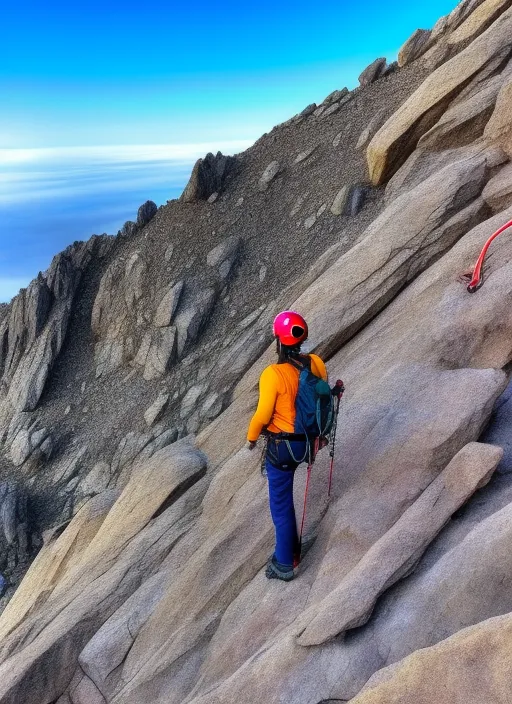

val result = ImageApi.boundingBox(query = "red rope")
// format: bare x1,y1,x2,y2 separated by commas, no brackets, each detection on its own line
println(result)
299,437,319,555
467,219,512,293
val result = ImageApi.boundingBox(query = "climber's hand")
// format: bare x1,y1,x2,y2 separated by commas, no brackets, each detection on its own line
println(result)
246,441,257,451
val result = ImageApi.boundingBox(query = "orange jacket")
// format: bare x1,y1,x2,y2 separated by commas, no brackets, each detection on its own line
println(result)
247,354,328,442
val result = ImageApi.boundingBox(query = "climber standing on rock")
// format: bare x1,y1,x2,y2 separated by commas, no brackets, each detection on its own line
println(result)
246,311,334,582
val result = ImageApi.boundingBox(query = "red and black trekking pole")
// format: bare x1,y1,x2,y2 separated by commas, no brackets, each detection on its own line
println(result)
297,436,319,566
328,380,345,498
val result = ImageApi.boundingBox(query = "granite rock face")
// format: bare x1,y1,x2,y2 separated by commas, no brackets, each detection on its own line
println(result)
2,1,512,702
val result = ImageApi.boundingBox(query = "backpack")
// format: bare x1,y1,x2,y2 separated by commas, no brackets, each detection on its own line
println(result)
289,356,335,438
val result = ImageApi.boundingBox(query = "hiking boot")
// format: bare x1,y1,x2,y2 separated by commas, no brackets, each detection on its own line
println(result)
265,556,295,582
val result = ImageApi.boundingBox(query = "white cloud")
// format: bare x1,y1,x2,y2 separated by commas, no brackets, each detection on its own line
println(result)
0,141,254,168
0,141,255,206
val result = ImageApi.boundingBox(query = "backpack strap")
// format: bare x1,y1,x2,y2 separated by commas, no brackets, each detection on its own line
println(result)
286,354,312,373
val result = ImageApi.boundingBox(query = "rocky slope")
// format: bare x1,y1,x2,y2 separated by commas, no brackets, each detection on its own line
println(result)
1,0,512,701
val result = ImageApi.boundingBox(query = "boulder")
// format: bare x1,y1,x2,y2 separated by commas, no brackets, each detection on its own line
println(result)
51,447,89,486
136,201,158,227
294,146,319,164
0,443,207,704
144,393,170,427
322,88,349,105
180,385,205,420
351,614,512,704
77,463,112,498
153,281,184,328
296,442,503,646
174,288,217,358
482,161,512,212
359,58,387,86
299,104,316,118
9,423,50,467
258,161,281,191
367,7,512,183
141,327,177,381
356,110,386,150
304,214,316,229
321,102,341,119
333,131,344,148
92,252,147,378
431,0,489,39
330,184,367,216
206,237,241,280
398,29,432,67
0,491,119,643
485,78,512,156
384,140,506,202
181,152,236,203
418,72,505,151
447,0,512,49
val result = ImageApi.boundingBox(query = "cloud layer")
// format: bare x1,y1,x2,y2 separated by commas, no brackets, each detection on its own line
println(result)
0,141,253,302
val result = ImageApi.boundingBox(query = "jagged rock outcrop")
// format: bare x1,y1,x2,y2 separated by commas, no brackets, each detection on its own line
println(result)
0,237,112,418
398,29,432,67
181,152,236,203
367,7,512,183
359,58,387,86
0,484,28,580
136,201,157,227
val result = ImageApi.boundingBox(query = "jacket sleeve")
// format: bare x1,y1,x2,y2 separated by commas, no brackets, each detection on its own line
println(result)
247,367,279,442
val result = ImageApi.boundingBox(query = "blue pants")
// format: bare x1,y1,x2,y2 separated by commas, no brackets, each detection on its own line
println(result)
265,438,308,568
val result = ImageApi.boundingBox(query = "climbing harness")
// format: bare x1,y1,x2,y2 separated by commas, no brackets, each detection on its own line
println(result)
328,380,345,498
466,219,512,293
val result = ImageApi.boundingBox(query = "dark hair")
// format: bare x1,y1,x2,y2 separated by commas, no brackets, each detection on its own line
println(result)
276,339,303,364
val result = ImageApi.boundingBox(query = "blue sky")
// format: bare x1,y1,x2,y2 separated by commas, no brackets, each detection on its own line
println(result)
0,0,457,301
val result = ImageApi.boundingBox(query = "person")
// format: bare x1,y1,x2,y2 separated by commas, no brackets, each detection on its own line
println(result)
246,310,328,581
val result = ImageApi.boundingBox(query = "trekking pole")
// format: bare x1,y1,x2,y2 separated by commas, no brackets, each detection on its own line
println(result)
298,437,320,559
328,380,345,498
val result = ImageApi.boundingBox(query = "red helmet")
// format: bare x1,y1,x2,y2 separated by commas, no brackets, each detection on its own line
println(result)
273,311,308,347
